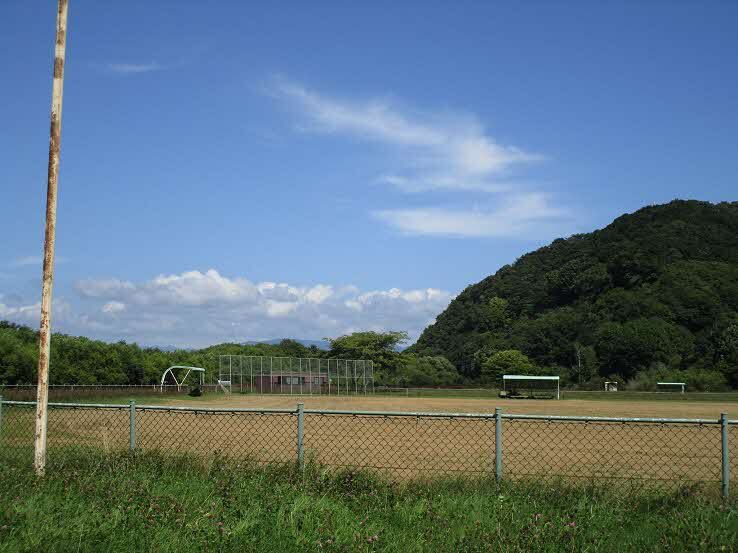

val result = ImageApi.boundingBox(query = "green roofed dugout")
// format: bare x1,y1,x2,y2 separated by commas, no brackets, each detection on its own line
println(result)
502,375,560,400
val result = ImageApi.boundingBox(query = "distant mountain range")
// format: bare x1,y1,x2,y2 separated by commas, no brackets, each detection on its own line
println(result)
149,338,330,352
242,338,330,350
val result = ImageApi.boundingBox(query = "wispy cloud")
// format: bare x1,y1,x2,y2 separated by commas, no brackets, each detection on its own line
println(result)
11,255,67,267
268,77,573,239
268,77,541,193
106,62,162,74
374,193,571,238
11,256,41,267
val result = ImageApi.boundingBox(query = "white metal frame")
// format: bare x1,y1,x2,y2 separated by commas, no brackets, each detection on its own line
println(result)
160,365,206,392
656,381,686,394
503,375,560,399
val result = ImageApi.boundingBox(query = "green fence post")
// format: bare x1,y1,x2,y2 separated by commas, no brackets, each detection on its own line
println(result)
0,395,3,439
129,400,136,451
297,402,304,471
721,413,729,499
495,407,503,482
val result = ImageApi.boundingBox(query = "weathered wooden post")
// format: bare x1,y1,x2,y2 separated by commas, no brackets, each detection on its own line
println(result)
34,0,69,477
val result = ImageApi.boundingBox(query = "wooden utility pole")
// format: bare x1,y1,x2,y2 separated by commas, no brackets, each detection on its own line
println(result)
34,0,69,476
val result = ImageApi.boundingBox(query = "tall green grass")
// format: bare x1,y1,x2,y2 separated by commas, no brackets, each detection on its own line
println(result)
0,451,736,552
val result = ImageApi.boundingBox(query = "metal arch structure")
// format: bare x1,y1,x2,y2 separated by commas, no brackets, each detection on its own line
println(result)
160,366,206,393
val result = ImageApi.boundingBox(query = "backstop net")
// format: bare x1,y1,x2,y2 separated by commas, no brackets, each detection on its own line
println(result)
218,355,375,395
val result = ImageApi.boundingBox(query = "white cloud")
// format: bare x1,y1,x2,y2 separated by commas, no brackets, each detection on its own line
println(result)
102,301,126,314
0,296,72,326
374,192,570,238
11,255,67,267
0,301,40,320
269,77,541,193
106,62,162,74
77,270,258,306
69,269,454,347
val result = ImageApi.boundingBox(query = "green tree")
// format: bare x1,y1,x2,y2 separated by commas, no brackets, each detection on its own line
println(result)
394,355,460,386
716,321,738,387
326,331,409,380
479,296,511,331
481,349,535,383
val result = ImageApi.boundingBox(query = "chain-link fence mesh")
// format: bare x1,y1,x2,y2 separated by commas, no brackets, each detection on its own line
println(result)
505,418,721,484
47,405,130,453
0,404,35,463
303,414,496,478
136,409,296,464
0,403,132,464
1,401,735,494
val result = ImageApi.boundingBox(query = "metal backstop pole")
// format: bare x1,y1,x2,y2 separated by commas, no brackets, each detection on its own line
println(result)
495,407,503,482
721,413,730,499
129,400,136,450
297,402,305,471
34,0,69,477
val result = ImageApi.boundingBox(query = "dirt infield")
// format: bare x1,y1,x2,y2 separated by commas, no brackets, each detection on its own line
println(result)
159,393,737,420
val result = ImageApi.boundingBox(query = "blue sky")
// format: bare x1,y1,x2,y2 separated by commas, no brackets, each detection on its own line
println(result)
2,1,737,347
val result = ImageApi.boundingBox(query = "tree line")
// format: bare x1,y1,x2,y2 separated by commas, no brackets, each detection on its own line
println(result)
0,323,459,388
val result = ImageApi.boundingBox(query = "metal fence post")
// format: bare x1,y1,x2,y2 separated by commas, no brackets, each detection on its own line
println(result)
0,395,3,438
129,400,136,451
495,407,503,482
297,402,304,470
721,413,729,499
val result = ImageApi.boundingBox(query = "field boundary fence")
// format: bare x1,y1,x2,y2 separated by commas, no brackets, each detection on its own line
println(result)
0,384,221,401
0,397,735,497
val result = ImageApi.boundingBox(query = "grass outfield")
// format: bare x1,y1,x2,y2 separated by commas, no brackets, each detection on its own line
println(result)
0,451,735,552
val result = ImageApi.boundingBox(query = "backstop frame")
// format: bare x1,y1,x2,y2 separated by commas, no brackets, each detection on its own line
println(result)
218,355,375,395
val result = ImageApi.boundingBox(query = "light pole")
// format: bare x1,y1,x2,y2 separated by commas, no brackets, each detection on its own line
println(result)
34,0,69,476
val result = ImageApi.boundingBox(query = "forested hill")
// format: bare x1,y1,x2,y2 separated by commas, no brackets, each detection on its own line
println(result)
411,200,738,388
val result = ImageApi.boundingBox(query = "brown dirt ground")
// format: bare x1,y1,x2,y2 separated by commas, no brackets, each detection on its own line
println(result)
160,394,737,420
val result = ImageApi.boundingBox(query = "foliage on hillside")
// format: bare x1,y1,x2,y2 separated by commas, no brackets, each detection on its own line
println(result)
411,200,738,389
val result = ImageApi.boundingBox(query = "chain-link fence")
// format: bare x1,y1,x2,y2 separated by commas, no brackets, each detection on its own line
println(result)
0,399,735,496
0,384,212,401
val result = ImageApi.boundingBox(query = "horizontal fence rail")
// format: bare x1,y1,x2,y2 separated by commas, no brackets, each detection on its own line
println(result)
0,398,735,497
0,384,220,401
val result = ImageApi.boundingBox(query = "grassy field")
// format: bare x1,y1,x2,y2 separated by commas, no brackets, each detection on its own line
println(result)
0,450,736,552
